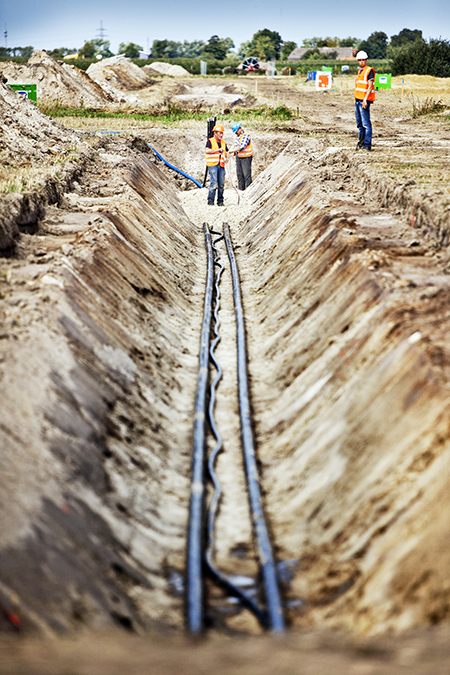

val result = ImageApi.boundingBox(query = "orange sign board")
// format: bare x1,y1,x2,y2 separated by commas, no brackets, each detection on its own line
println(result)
316,72,332,90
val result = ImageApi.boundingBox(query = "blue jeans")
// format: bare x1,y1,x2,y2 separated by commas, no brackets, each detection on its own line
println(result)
207,165,225,205
355,100,372,149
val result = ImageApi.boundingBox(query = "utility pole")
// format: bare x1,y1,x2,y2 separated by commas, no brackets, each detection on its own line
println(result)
96,20,106,41
4,24,7,49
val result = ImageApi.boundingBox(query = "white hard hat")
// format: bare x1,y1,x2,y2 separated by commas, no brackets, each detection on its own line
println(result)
356,50,368,60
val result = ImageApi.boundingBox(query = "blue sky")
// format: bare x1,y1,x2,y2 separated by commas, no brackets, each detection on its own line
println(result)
1,0,449,54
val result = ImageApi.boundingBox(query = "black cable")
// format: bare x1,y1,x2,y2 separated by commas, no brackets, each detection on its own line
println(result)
187,223,214,634
205,229,267,627
223,223,285,633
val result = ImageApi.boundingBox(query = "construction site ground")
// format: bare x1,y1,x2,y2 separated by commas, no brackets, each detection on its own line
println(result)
2,55,450,673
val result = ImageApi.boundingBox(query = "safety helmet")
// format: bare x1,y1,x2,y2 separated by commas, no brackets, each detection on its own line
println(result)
231,122,242,133
213,124,224,133
356,50,368,60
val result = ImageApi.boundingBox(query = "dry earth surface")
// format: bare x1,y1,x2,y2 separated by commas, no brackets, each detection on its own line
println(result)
2,51,450,672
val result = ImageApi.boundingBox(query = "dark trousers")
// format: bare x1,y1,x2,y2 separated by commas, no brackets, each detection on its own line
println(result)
236,156,253,190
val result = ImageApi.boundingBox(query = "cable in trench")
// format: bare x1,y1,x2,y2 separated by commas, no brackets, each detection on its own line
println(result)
187,224,285,633
223,223,285,633
205,229,267,626
187,224,214,635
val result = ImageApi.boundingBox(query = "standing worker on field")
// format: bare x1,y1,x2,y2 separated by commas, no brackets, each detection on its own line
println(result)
205,124,228,206
354,50,375,151
230,122,253,190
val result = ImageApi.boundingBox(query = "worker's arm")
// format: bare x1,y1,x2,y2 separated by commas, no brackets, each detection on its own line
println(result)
230,134,250,154
205,143,228,162
362,75,374,108
205,141,227,154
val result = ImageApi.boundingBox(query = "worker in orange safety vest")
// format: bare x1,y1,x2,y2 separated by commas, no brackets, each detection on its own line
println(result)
205,124,228,206
229,122,253,190
354,50,375,151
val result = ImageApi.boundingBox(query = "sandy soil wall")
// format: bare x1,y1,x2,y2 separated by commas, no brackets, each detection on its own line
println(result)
0,159,204,633
238,153,450,634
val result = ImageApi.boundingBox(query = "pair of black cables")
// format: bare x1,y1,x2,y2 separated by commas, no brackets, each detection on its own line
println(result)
187,223,285,634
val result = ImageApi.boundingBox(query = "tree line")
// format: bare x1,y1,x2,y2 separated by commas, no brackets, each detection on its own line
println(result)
1,28,450,77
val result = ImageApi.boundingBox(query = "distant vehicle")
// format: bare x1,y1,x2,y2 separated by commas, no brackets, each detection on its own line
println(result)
242,57,260,72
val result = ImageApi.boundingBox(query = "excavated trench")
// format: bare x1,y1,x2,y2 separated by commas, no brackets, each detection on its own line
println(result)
2,123,450,645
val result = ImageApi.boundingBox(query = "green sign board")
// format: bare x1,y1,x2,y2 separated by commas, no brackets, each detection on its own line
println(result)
322,66,333,72
8,84,37,103
375,73,391,90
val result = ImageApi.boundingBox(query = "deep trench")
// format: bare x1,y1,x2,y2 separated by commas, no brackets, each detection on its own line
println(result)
1,140,450,640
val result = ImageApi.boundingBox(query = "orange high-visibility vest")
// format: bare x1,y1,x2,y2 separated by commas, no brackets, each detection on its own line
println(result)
205,137,227,167
237,135,253,158
355,66,375,101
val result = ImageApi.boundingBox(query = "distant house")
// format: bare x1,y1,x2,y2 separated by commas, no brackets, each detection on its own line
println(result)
138,51,151,60
287,47,356,61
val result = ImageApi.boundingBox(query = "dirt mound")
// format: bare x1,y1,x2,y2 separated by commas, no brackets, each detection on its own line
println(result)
0,50,114,107
0,77,79,151
173,83,246,108
87,56,152,101
143,62,191,77
0,79,85,249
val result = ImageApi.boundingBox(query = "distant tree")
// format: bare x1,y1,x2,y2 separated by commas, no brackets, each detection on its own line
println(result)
93,38,113,58
388,28,425,59
49,47,77,59
203,35,233,60
301,47,321,60
302,36,359,49
317,37,338,47
118,42,143,58
151,39,183,58
180,40,205,58
151,39,166,57
281,41,297,59
0,47,10,57
222,37,235,53
246,29,282,60
7,46,34,58
301,47,336,60
80,38,113,58
390,28,424,48
79,41,96,59
391,38,450,77
338,36,360,47
302,36,338,48
358,31,388,59
18,46,34,58
165,41,182,57
237,41,251,59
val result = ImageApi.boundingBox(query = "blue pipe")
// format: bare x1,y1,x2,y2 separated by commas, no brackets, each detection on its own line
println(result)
148,145,203,188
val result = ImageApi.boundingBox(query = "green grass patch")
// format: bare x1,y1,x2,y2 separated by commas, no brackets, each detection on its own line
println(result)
40,102,295,124
39,102,211,123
